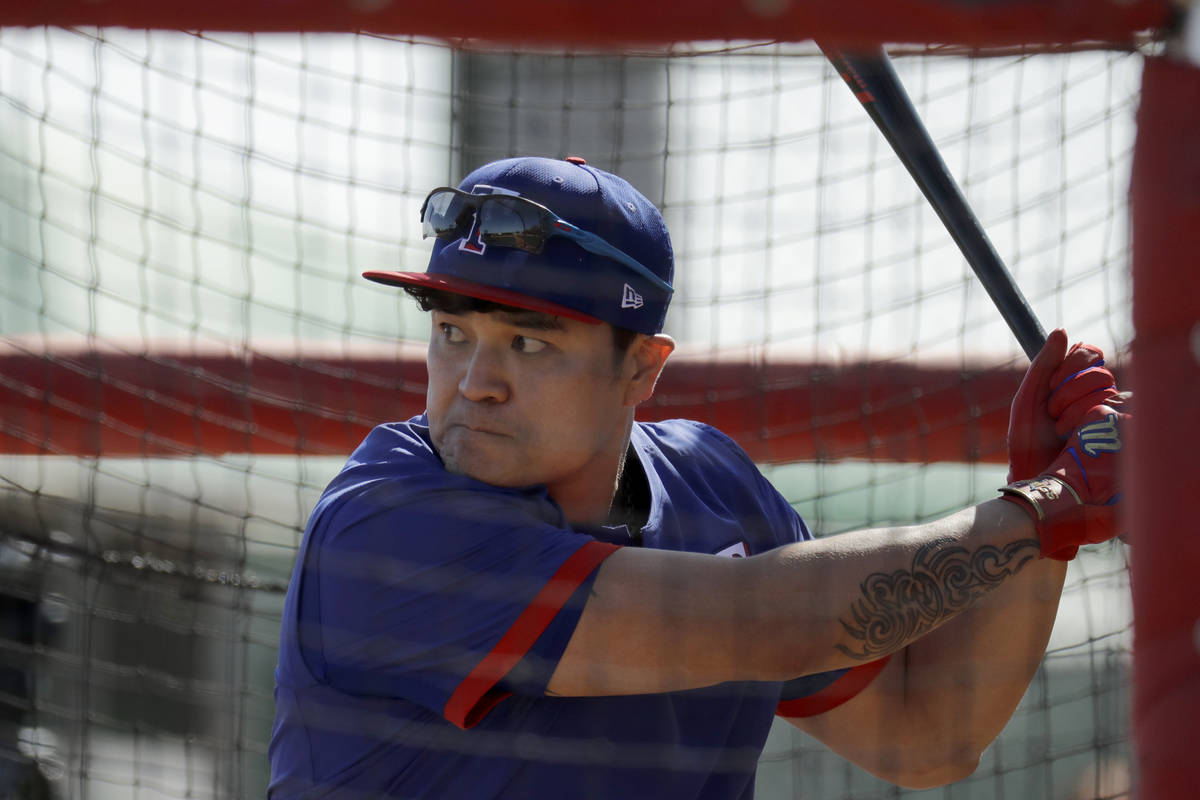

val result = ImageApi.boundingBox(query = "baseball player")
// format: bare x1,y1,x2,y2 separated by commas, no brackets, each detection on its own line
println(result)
268,156,1127,798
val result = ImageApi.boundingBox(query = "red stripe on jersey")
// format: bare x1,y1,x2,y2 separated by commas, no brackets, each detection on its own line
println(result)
775,654,892,719
444,540,621,729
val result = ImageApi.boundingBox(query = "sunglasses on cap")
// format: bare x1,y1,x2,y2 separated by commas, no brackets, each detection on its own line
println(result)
420,187,674,294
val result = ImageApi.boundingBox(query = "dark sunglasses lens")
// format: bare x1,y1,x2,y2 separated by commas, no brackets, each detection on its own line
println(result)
421,191,471,239
479,197,548,254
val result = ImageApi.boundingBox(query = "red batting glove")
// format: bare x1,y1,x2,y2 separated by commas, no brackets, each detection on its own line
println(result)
1008,330,1120,483
1046,342,1122,439
1000,403,1128,560
1008,330,1067,483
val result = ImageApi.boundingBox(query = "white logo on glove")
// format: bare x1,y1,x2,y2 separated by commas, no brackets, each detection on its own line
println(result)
1079,413,1122,457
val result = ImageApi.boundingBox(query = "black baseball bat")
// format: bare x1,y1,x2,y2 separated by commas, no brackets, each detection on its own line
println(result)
819,44,1046,361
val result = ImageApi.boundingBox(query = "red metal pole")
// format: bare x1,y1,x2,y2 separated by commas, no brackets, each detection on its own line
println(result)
1130,54,1200,799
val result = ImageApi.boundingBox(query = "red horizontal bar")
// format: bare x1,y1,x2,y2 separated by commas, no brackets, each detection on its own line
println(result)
0,337,1059,464
3,1,1168,48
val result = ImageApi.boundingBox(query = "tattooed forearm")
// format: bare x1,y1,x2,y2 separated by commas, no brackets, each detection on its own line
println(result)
836,538,1042,661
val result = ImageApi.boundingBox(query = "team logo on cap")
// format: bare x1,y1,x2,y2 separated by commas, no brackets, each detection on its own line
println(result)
621,283,644,310
459,184,520,256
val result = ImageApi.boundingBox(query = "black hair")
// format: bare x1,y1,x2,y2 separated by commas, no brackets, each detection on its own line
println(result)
403,285,640,361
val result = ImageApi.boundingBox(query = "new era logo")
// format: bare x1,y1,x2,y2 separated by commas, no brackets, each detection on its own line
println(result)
621,283,643,310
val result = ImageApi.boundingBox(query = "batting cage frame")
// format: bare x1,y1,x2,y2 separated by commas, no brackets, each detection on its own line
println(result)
0,1,1195,798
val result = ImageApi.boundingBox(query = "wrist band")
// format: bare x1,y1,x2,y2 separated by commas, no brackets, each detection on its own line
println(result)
1000,476,1083,520
1000,476,1087,561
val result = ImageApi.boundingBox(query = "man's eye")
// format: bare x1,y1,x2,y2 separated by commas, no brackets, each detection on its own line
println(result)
512,335,548,354
439,323,466,343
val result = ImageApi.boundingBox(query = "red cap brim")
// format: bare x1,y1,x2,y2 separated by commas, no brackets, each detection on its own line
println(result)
362,271,603,325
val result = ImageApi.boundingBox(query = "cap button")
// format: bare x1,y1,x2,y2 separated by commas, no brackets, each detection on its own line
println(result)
564,156,587,165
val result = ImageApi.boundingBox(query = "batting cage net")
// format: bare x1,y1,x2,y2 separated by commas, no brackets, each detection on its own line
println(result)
0,18,1158,800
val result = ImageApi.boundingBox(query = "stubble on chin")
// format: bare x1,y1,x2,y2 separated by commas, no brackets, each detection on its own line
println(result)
433,426,520,486
430,426,467,476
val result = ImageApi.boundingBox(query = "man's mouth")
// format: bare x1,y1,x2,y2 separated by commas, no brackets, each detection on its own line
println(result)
450,421,509,437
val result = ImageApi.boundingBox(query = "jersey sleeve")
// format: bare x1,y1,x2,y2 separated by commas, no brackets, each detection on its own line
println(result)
297,479,618,729
685,421,814,549
775,656,892,718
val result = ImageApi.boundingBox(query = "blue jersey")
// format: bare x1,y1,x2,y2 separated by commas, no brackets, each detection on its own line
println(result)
269,417,886,799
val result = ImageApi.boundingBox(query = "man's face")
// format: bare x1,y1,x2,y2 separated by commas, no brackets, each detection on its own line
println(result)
425,307,634,493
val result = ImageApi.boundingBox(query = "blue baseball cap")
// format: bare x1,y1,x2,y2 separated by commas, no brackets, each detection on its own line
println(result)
364,156,674,335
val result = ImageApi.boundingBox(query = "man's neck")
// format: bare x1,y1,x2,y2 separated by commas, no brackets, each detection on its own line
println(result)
549,414,635,527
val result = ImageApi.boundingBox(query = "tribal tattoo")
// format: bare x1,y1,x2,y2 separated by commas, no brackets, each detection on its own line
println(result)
837,538,1042,661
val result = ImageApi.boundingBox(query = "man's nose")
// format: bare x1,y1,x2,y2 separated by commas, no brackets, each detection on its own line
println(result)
458,345,510,403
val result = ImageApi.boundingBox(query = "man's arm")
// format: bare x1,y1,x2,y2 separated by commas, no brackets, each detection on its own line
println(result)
780,332,1123,787
783,537,1067,788
547,497,1042,698
548,398,1122,782
545,332,1123,785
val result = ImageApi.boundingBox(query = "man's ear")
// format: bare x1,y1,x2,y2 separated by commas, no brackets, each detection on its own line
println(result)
623,334,675,407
